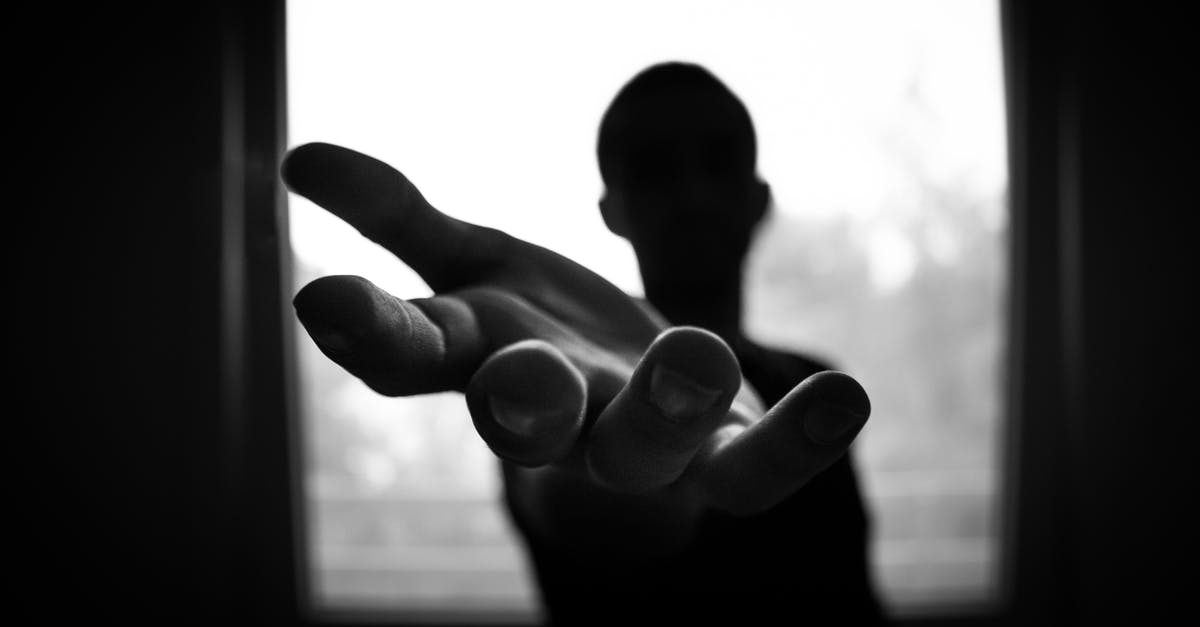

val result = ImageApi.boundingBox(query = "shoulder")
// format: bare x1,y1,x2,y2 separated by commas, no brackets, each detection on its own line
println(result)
736,336,834,379
733,337,834,406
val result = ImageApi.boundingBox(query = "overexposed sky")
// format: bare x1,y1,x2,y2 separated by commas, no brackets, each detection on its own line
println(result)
287,0,1005,297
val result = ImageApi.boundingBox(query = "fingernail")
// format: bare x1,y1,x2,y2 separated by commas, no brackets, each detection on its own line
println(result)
649,364,722,422
804,401,867,445
490,395,556,437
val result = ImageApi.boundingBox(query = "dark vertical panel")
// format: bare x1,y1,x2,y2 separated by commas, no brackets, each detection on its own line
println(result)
1066,5,1194,624
17,2,300,623
222,0,308,621
999,2,1195,625
20,4,229,622
998,1,1077,623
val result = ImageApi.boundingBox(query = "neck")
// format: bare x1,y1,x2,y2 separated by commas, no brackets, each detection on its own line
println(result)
641,267,745,344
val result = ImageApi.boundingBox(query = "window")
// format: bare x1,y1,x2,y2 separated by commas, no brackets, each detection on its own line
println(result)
287,0,1008,620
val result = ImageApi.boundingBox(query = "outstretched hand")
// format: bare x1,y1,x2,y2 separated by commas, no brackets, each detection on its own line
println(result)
282,142,870,555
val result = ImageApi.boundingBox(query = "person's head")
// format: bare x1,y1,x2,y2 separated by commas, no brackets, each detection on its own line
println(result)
597,62,770,289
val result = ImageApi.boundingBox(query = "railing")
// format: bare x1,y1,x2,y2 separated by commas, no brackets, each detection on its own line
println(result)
308,467,1002,616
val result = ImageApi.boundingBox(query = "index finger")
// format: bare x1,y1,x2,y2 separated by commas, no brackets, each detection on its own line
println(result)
282,142,515,291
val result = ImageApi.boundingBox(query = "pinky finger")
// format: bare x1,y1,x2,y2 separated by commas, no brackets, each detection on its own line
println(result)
692,370,870,517
465,340,587,467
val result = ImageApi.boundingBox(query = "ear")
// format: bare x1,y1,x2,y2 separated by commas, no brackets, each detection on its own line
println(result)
599,191,630,238
750,179,771,225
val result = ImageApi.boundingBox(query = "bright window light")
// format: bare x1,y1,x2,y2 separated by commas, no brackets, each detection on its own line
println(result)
288,0,1008,618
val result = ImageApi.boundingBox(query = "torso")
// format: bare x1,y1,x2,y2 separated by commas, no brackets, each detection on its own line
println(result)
504,337,884,625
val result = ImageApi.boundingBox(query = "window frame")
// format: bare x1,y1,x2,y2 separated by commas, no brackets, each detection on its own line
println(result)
237,1,1063,624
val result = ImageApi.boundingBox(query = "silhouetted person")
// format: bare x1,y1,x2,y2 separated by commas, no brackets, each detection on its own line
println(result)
509,62,883,625
282,61,882,625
